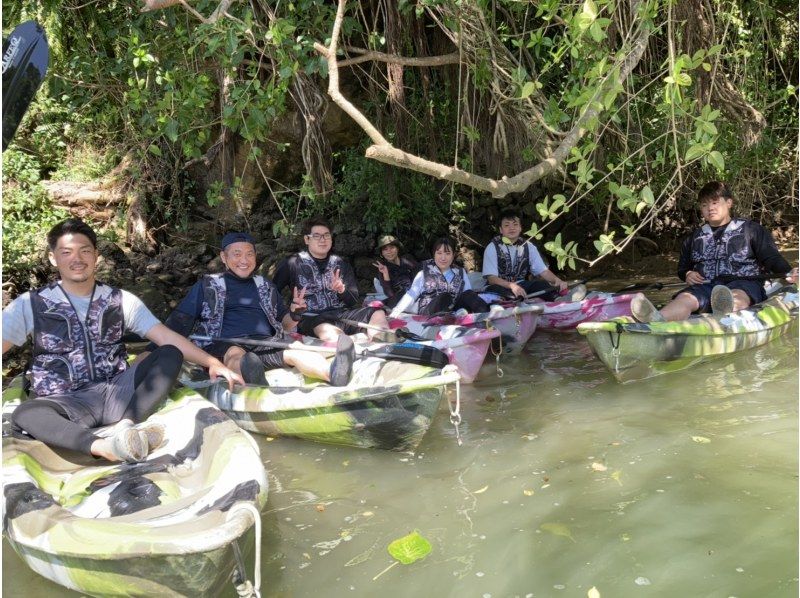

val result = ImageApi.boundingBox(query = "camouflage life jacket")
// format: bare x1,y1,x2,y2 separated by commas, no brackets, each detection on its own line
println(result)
30,282,127,397
294,251,347,312
689,219,762,280
417,259,465,311
491,235,532,282
192,273,283,347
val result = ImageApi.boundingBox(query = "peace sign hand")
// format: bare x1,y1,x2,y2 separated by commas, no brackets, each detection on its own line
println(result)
329,268,346,294
290,286,307,313
373,261,390,281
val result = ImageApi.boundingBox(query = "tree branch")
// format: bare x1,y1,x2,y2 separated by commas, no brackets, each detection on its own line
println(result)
321,0,652,197
314,42,460,68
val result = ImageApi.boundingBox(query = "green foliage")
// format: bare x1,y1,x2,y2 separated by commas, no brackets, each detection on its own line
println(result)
2,148,64,283
312,147,446,239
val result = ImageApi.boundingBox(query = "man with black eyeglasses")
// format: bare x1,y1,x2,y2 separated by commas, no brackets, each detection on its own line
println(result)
274,217,390,342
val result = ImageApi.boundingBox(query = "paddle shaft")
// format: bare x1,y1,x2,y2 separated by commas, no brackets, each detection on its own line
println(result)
191,335,337,354
614,273,791,294
189,334,450,368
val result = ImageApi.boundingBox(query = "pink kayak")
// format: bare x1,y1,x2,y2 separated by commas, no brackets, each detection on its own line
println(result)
393,303,544,354
384,324,499,383
286,327,498,384
528,292,635,331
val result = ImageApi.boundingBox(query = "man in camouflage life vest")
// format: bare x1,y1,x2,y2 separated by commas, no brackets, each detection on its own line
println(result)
2,218,243,463
482,209,584,302
274,217,390,342
631,181,798,322
163,231,356,387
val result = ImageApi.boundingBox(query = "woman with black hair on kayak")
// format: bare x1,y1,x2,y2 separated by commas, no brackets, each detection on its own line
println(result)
389,236,489,318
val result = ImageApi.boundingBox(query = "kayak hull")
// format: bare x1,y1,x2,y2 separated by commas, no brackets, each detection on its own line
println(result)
2,384,269,597
184,360,461,452
366,325,499,383
397,304,543,355
577,290,799,382
533,293,635,331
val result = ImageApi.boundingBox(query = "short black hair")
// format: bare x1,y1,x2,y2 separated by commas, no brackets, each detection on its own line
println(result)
698,181,734,203
303,217,332,236
498,208,522,224
431,236,457,254
47,218,97,251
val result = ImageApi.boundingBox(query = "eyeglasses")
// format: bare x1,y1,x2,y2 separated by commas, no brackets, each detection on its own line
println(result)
307,233,332,241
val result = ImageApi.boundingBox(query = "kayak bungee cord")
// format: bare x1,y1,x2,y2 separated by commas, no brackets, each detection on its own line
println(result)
229,502,263,598
444,364,463,446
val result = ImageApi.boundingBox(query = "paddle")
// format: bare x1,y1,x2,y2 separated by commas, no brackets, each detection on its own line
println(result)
2,21,49,151
336,317,426,342
301,312,426,342
614,273,793,294
189,335,450,368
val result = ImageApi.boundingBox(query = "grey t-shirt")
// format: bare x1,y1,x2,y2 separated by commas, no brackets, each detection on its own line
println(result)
2,282,161,348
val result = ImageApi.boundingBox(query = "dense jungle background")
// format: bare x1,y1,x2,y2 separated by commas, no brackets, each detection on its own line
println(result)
2,0,798,317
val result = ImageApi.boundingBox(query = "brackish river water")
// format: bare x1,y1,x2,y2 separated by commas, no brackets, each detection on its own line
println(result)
4,294,798,597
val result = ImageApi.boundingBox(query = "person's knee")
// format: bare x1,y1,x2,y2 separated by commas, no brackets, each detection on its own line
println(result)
154,344,184,372
315,324,341,341
731,289,751,309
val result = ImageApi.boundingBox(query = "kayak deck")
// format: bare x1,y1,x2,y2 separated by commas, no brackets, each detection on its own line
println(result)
182,359,461,452
577,290,798,382
3,384,268,597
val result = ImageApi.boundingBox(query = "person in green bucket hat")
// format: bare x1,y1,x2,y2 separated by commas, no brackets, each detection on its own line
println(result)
373,234,420,309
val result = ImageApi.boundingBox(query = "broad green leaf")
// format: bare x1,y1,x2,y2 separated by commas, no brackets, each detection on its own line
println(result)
540,522,576,542
685,143,706,161
707,150,725,171
147,144,162,157
387,531,432,565
640,185,655,205
520,81,536,99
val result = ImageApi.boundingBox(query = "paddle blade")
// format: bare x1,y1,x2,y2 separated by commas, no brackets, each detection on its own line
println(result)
2,21,49,151
369,342,450,369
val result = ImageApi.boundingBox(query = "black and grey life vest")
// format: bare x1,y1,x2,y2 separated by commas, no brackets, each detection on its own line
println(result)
30,283,127,397
417,259,465,311
689,219,762,280
192,273,283,347
491,235,532,282
294,251,347,312
383,257,416,295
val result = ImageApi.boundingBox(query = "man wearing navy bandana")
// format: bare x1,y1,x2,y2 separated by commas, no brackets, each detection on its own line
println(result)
164,231,355,387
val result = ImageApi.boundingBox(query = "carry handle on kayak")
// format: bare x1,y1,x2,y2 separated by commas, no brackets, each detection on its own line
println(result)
614,273,793,294
189,335,450,369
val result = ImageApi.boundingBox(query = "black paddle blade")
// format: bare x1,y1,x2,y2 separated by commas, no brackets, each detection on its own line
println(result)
2,21,49,151
368,342,450,369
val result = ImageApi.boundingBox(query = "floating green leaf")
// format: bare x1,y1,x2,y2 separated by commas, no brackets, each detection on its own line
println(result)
540,522,576,542
387,531,432,565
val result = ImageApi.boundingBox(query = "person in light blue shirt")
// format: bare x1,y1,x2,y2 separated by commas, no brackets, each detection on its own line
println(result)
389,237,489,317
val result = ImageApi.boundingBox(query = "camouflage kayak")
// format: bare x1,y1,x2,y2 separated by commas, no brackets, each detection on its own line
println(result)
182,359,461,452
577,289,799,383
396,303,544,354
3,378,268,597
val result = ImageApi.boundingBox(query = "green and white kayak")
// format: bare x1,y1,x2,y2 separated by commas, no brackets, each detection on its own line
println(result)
182,359,461,452
3,378,268,597
577,289,799,383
